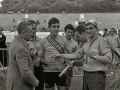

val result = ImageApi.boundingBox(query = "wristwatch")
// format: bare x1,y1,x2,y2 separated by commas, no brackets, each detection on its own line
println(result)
93,55,96,59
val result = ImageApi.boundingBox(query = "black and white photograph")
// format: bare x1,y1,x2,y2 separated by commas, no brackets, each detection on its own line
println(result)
0,0,120,90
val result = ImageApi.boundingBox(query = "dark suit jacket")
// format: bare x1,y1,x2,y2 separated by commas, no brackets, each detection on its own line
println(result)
0,34,8,66
6,36,38,90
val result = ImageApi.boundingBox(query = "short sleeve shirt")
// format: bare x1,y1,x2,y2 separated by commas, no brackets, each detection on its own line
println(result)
74,36,112,72
39,35,71,72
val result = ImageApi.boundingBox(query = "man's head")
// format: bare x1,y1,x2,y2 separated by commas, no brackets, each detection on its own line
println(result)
74,25,87,43
64,24,74,39
110,28,116,35
17,22,33,41
84,20,98,39
28,20,37,36
103,28,108,35
48,17,60,36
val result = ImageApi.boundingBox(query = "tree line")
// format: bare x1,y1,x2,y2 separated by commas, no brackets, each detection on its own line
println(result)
0,0,120,13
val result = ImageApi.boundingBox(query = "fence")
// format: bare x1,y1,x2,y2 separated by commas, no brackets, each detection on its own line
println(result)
0,48,8,90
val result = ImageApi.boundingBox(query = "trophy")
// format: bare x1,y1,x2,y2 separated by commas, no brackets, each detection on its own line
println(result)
59,61,74,78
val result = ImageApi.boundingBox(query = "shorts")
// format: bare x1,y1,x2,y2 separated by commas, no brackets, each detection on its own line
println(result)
44,72,67,88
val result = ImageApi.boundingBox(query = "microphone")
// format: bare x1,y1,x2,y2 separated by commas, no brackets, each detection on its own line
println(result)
59,61,74,78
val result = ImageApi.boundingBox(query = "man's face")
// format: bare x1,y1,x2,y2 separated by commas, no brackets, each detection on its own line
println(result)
65,29,74,39
49,23,60,36
103,30,107,34
32,23,37,36
85,24,97,39
24,25,33,41
74,31,86,43
110,29,115,35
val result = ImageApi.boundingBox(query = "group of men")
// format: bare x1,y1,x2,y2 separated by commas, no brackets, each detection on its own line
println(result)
6,17,115,90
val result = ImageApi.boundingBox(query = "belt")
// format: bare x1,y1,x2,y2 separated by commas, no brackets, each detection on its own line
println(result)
84,70,105,74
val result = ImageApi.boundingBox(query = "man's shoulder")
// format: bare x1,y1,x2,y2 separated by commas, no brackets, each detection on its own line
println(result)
10,39,22,51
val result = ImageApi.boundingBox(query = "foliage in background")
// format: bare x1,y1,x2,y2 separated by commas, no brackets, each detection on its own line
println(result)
0,0,120,13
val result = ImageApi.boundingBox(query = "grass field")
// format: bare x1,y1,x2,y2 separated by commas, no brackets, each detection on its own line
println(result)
1,13,120,31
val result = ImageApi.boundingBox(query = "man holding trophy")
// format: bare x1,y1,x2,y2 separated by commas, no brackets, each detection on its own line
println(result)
35,17,72,90
54,21,112,90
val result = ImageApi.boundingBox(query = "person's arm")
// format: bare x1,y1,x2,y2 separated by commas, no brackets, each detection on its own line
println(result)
54,48,84,60
87,53,111,64
15,49,39,87
87,39,112,64
36,40,51,66
55,53,77,59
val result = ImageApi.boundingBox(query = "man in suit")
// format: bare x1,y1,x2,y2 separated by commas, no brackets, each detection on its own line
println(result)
6,22,39,90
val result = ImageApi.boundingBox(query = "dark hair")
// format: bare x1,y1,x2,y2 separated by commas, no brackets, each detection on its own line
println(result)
28,20,37,26
64,24,74,32
17,22,31,34
75,25,86,34
103,28,108,31
110,28,116,32
48,17,59,27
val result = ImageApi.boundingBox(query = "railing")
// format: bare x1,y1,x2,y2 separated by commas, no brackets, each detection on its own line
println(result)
0,48,8,90
0,48,9,67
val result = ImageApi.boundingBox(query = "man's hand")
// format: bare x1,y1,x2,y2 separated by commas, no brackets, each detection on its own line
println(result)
40,59,54,66
72,46,77,52
86,52,95,59
34,57,40,67
53,54,62,58
34,51,38,57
